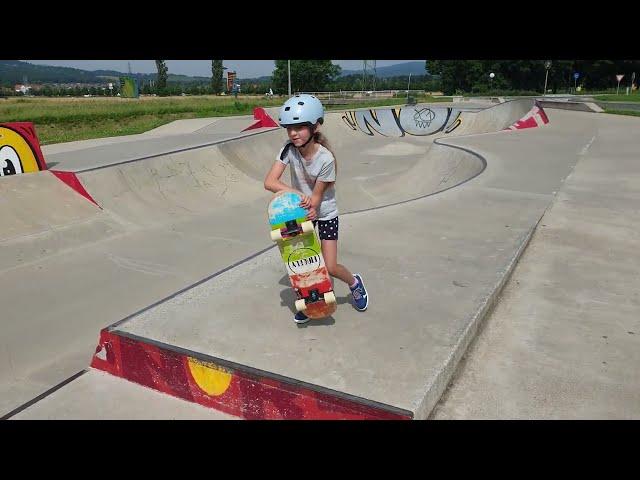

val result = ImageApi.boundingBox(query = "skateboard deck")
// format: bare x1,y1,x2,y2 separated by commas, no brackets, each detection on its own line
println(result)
268,191,337,319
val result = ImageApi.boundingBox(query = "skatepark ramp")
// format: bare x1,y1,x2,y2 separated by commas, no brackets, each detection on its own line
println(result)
67,99,542,229
1,98,553,419
31,116,490,232
338,97,546,139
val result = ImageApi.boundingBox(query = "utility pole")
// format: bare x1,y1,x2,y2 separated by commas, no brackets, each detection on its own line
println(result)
362,61,366,94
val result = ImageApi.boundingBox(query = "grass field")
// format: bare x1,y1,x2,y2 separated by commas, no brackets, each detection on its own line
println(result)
593,93,640,102
604,109,640,117
0,94,450,145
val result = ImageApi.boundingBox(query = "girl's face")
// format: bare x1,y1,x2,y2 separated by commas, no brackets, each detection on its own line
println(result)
286,124,315,147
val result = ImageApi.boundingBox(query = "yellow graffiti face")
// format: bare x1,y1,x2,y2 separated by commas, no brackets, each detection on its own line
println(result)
0,127,40,176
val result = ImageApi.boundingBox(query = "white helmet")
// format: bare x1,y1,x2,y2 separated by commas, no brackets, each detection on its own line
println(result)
278,94,324,127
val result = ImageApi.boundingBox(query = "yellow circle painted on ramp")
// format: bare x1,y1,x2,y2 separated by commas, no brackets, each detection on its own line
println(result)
0,127,40,174
187,358,233,396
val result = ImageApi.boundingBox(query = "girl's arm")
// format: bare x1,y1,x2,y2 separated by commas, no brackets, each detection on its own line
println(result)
264,161,297,194
301,180,333,214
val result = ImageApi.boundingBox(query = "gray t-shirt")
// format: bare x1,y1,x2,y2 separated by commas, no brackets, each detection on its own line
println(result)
277,142,338,221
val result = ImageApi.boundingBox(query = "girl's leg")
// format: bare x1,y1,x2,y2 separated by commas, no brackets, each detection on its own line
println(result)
321,239,357,287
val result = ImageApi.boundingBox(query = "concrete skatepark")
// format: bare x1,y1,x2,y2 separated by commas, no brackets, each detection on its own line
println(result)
1,98,638,419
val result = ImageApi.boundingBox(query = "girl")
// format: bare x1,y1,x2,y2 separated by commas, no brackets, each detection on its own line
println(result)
264,94,368,323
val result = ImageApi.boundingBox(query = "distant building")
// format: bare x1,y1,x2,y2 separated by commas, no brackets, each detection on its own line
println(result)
227,71,236,92
14,84,30,94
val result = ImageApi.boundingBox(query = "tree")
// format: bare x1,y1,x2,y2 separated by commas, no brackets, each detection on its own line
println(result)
272,60,341,94
211,60,225,95
155,60,168,90
426,60,484,95
427,60,548,94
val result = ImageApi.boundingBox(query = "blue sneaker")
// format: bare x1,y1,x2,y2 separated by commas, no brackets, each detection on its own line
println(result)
294,310,310,324
350,274,368,311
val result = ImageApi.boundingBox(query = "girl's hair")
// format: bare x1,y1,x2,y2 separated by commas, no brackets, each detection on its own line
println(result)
313,130,337,176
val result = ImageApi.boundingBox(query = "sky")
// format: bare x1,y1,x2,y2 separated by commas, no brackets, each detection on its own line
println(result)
25,60,422,79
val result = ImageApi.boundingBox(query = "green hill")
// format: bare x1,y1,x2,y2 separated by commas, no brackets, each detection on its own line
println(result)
0,60,107,85
0,61,213,86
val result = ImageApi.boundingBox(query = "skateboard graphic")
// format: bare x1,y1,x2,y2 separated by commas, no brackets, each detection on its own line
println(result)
268,191,337,319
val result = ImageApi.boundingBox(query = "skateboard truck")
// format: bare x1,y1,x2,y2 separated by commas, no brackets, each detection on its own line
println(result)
270,219,314,242
294,289,336,312
285,220,300,236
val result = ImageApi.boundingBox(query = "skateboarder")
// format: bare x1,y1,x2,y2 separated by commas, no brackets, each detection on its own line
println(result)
264,94,369,323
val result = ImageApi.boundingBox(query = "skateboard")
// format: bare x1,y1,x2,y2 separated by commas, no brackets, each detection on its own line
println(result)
268,191,337,319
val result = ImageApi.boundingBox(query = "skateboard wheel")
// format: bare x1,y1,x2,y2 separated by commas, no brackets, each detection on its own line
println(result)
301,221,314,234
324,291,337,305
295,299,307,312
270,229,283,241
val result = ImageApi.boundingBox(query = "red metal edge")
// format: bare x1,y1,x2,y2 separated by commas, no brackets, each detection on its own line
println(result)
241,120,263,131
504,102,550,131
90,328,412,420
255,107,278,127
50,170,101,207
241,107,278,131
534,100,550,124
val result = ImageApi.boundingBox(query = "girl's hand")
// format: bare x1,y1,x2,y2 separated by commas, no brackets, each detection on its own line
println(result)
300,194,318,220
299,195,312,209
306,206,318,221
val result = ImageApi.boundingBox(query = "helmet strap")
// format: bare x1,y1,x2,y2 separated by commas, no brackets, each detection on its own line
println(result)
296,124,317,150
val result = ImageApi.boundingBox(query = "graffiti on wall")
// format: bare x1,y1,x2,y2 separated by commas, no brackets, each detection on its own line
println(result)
342,106,462,137
0,122,46,177
90,328,412,420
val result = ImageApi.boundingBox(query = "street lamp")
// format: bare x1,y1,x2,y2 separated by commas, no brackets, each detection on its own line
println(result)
489,72,495,93
543,61,552,94
544,61,552,96
288,60,291,96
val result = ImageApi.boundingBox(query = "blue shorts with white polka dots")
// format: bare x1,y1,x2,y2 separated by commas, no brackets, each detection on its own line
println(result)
313,216,339,241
